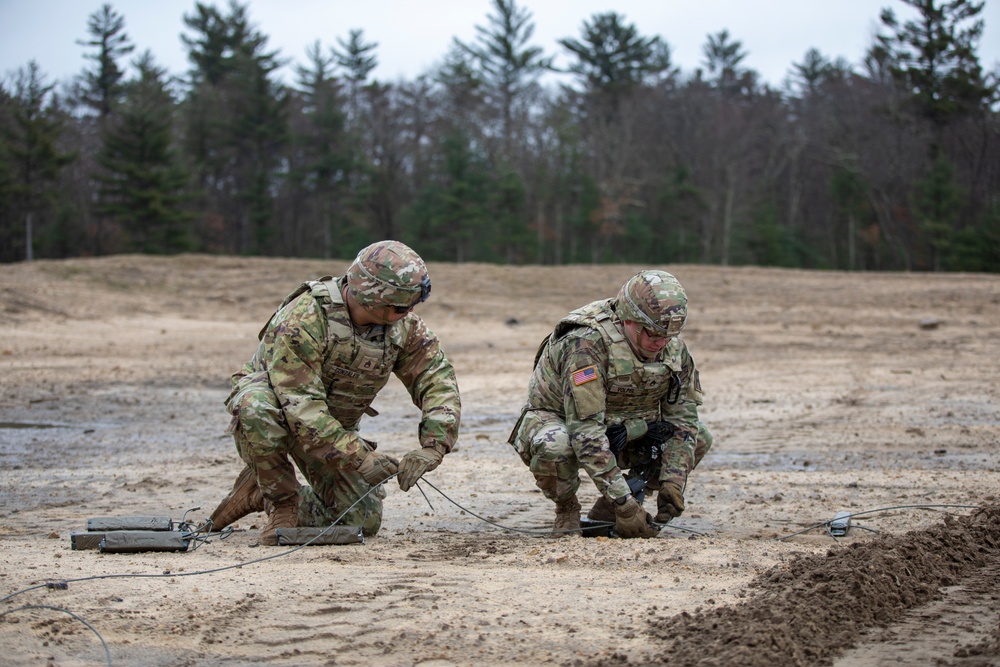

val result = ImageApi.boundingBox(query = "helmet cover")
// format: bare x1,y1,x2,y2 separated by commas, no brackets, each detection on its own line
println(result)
616,270,687,336
346,240,431,309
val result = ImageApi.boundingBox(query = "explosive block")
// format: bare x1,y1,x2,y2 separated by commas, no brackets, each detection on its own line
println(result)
87,516,173,532
98,530,191,553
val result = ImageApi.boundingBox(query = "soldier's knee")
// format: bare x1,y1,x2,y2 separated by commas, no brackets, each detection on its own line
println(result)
529,447,578,479
533,473,580,503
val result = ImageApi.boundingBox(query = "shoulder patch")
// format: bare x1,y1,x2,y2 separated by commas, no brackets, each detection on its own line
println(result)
572,365,598,386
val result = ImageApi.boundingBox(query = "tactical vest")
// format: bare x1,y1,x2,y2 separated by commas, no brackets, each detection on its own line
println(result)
550,300,685,424
264,276,403,431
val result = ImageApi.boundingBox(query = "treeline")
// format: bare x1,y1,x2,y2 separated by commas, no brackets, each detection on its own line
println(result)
1,0,998,270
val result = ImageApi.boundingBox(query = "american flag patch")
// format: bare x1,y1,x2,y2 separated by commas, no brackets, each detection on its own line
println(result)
571,366,598,386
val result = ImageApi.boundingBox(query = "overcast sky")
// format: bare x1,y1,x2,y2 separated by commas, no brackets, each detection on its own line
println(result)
2,0,998,91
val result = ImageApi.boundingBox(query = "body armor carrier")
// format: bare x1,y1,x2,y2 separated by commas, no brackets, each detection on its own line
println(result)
257,277,403,431
550,299,684,424
310,278,399,430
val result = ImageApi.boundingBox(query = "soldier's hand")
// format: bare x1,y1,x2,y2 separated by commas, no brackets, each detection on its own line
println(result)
397,447,444,491
614,496,660,539
623,417,648,441
356,451,399,486
655,482,686,522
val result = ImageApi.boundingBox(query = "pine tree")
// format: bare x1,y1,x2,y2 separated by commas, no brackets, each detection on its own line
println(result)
182,0,288,255
1,62,75,262
877,0,995,270
76,3,134,118
96,52,193,254
558,12,671,94
332,28,377,126
455,0,552,160
702,29,756,96
878,0,993,132
291,41,351,257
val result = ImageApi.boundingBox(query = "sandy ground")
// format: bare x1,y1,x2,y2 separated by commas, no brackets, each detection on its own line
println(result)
0,254,998,667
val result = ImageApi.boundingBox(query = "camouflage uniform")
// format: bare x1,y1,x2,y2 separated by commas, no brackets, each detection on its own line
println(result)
509,274,711,517
226,264,460,536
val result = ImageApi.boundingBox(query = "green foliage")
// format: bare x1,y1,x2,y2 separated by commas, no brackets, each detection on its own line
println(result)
181,0,289,256
558,12,670,92
96,52,193,254
35,199,89,259
289,41,352,258
945,203,1000,271
333,29,378,85
913,151,963,270
332,28,377,126
492,165,532,262
1,61,76,262
564,176,601,264
76,3,134,117
400,131,491,262
0,124,16,259
652,167,707,264
455,0,552,97
744,203,806,268
702,29,752,93
829,167,874,270
454,0,552,167
789,48,853,97
878,0,994,128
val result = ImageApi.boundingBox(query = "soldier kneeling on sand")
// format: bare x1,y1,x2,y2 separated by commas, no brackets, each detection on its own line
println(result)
209,240,461,545
508,270,712,538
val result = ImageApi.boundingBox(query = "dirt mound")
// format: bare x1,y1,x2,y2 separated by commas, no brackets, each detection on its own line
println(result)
593,506,1000,667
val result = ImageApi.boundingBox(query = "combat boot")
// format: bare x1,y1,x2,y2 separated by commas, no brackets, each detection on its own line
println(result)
208,465,264,531
552,495,581,536
259,496,299,546
586,495,616,523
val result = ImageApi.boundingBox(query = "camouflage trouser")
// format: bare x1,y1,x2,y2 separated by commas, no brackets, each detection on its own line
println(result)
641,422,712,492
511,410,584,503
512,410,712,502
227,375,385,536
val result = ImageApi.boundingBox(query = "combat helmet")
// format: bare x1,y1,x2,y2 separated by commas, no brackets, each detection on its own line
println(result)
346,240,431,310
616,270,687,336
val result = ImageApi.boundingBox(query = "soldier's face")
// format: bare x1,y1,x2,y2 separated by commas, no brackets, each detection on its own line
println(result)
344,287,412,326
359,303,411,325
623,320,668,360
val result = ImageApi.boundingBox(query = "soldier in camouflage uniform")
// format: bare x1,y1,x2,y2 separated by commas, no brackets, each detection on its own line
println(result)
208,241,461,545
509,270,711,538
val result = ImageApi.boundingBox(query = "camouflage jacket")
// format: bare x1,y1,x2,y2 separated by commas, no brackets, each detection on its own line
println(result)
526,298,703,493
230,276,461,464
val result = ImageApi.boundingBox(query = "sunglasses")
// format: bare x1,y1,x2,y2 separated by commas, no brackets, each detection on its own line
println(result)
387,275,433,314
641,327,670,342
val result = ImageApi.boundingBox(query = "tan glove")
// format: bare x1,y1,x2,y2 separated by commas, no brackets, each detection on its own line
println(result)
356,451,399,486
614,496,660,538
654,482,686,522
397,447,444,491
623,417,648,441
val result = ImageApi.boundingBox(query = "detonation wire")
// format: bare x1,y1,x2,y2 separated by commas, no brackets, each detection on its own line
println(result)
0,604,111,667
0,481,388,666
773,503,982,541
414,478,707,537
2,469,701,660
0,483,383,607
